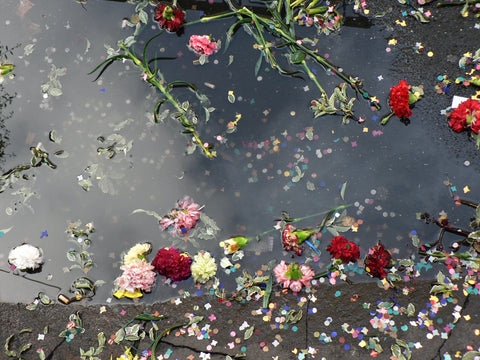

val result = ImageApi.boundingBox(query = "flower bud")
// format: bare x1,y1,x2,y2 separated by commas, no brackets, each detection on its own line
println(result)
0,63,14,76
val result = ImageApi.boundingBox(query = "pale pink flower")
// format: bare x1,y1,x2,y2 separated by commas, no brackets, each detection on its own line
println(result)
188,35,219,56
159,196,202,235
273,260,314,292
115,259,156,293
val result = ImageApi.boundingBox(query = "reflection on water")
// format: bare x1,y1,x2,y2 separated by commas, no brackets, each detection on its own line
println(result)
0,0,478,305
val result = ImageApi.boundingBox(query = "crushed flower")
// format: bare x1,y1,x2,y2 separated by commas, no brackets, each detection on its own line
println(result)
282,224,314,256
364,241,393,279
159,196,202,235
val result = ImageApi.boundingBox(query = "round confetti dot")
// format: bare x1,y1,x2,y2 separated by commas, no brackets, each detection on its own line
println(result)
339,337,345,343
344,344,350,350
290,111,296,116
427,51,434,57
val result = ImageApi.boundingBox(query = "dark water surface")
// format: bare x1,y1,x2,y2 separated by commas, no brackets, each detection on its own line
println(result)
0,0,478,304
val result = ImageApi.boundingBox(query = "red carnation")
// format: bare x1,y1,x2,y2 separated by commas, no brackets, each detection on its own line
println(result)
154,4,185,32
327,235,360,264
153,247,192,282
448,99,480,134
389,80,412,118
364,241,393,279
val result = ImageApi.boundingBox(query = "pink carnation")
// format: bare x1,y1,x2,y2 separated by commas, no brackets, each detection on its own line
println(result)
115,259,156,293
273,260,314,292
188,35,219,56
159,196,202,235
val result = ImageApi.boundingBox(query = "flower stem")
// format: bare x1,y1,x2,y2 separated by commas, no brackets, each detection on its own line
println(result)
0,268,62,291
150,321,190,358
380,111,395,125
437,0,480,6
118,43,214,158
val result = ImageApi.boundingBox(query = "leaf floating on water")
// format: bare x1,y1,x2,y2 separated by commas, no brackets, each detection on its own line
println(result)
49,130,62,144
340,181,347,200
227,90,235,104
54,150,69,158
48,87,63,97
291,166,304,183
306,181,315,191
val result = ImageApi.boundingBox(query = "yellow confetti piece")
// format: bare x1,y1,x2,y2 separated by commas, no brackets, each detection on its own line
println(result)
388,39,397,46
427,51,434,57
395,20,407,26
364,9,370,14
464,314,471,321
263,315,270,321
359,340,367,348
464,186,471,193
474,329,480,336
292,349,298,354
464,52,473,57
363,127,369,133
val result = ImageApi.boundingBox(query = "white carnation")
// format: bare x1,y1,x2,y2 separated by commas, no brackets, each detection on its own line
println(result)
191,251,217,283
8,244,44,271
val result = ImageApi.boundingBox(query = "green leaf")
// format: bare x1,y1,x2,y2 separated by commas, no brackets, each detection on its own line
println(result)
462,351,480,360
340,181,347,200
244,326,254,340
406,303,415,317
139,9,148,24
254,52,263,77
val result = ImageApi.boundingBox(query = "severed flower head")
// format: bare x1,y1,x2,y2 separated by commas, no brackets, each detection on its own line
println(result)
188,35,219,57
153,247,192,282
282,224,314,256
364,241,393,279
114,259,156,295
159,196,202,235
220,236,250,254
8,244,44,271
191,251,217,283
448,98,480,134
326,235,360,264
123,242,152,265
273,260,314,292
388,80,413,118
154,3,186,32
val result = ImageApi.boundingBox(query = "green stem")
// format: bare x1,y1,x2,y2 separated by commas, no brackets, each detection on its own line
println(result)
118,43,214,158
301,59,326,95
437,0,480,7
381,112,395,125
0,268,62,291
418,250,480,262
150,321,189,358
183,11,238,27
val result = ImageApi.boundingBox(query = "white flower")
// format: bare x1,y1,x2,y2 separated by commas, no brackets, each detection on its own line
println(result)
8,244,44,271
123,243,152,265
191,251,217,283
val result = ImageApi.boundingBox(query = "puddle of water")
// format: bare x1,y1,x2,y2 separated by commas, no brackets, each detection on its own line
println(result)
0,0,478,304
